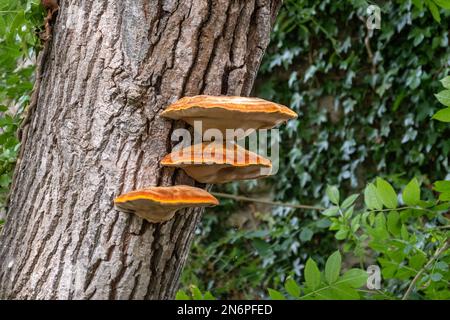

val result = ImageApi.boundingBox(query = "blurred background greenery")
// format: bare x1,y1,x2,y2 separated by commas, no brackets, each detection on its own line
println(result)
180,0,450,299
1,0,449,300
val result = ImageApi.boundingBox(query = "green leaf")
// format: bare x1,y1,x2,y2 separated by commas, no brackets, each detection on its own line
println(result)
371,213,389,240
341,194,359,209
322,206,340,217
304,258,321,290
350,215,360,233
440,76,450,89
409,254,427,270
335,229,348,240
203,291,216,300
402,178,421,206
427,0,441,23
325,251,342,284
252,239,270,255
435,90,450,106
175,290,190,300
316,218,331,228
430,273,443,282
434,0,450,9
268,288,286,300
190,285,203,300
326,185,340,205
412,0,424,10
376,178,398,209
387,211,401,236
299,227,314,242
435,261,449,272
340,269,368,288
285,277,301,298
401,224,409,240
316,283,360,300
433,108,450,122
364,183,383,210
439,192,450,201
343,206,354,219
434,180,450,192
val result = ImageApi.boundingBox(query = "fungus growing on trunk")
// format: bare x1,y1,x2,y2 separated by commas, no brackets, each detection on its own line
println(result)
160,95,298,139
161,142,272,184
114,185,218,223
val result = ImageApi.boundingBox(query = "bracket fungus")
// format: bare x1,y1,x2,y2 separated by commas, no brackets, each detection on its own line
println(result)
160,95,298,139
114,185,218,223
161,142,272,184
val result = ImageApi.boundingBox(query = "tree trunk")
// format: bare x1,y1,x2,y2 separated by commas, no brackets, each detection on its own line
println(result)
0,0,281,299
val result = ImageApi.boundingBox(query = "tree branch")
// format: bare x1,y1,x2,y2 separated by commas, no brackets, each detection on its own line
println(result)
211,192,325,210
402,242,449,300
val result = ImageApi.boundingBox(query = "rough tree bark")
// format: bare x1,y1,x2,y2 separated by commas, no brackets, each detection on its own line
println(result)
0,0,281,299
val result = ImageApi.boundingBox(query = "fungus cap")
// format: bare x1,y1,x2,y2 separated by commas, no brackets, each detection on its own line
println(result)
161,142,272,184
114,185,218,223
160,95,297,139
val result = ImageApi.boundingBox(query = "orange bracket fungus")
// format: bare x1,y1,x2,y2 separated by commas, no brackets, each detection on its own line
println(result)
160,95,298,139
161,142,272,184
114,185,218,223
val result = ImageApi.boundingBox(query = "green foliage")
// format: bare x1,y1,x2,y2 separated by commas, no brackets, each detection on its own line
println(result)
324,179,450,299
433,76,450,122
0,0,43,209
260,0,450,201
176,285,216,300
180,209,336,299
268,251,368,300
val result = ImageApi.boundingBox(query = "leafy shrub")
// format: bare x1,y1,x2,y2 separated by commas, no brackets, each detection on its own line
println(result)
268,251,369,300
176,285,216,300
0,0,43,211
323,178,450,299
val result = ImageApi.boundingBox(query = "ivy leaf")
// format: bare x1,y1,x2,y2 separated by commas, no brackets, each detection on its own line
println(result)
325,251,342,284
376,178,398,209
268,288,286,300
364,183,383,210
435,90,450,107
284,277,301,298
402,178,421,206
326,185,340,205
300,227,314,242
304,258,321,290
432,108,450,122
